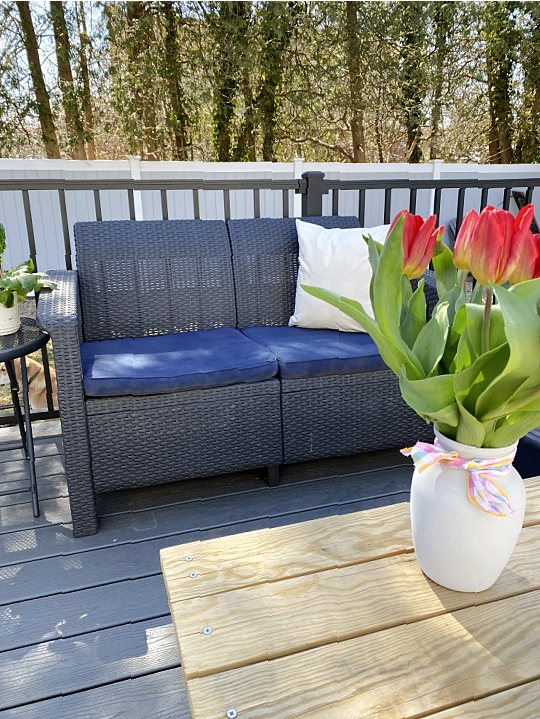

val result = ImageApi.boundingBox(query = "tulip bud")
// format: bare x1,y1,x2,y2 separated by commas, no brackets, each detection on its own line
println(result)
508,232,540,285
388,210,443,280
469,204,535,286
453,209,478,273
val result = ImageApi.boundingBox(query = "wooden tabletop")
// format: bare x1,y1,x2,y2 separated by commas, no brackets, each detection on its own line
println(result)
161,475,540,719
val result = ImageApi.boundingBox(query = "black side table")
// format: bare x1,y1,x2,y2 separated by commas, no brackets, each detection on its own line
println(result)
0,317,51,517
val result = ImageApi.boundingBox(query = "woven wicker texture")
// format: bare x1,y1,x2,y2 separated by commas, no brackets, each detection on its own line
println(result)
74,220,236,342
36,270,98,536
281,370,433,464
227,216,361,328
86,380,282,491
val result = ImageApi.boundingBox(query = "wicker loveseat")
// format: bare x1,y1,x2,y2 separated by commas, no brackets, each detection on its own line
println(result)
38,216,434,537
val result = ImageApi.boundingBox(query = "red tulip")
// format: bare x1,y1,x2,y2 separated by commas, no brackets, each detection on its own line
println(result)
469,204,535,286
508,231,540,284
453,209,478,273
388,210,444,280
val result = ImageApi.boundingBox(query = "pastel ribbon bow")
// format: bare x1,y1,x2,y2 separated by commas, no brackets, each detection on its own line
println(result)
401,438,517,517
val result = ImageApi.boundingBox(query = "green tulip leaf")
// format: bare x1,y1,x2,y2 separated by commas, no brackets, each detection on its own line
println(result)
401,274,413,307
455,397,486,447
400,278,426,349
432,235,458,299
490,411,540,448
411,301,449,377
509,277,540,314
365,236,381,291
454,342,510,416
399,369,459,426
481,367,540,420
371,215,404,341
476,285,540,418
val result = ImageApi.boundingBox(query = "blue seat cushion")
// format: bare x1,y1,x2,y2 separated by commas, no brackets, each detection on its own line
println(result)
241,326,387,379
80,328,278,397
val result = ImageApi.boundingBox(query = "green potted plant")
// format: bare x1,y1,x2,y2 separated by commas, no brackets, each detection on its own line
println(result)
0,223,57,335
303,204,539,593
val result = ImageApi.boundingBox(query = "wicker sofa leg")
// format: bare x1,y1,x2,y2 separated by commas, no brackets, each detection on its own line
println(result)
268,465,280,487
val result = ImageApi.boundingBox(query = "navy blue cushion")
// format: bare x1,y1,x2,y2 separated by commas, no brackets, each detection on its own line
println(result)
80,328,278,397
241,326,387,379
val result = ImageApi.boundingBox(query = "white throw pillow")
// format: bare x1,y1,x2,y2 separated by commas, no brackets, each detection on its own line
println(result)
289,220,390,332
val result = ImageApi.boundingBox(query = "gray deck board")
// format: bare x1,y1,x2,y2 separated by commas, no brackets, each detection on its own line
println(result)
1,668,190,719
0,616,179,711
0,575,169,652
0,474,67,507
0,455,65,484
0,421,413,718
0,463,411,567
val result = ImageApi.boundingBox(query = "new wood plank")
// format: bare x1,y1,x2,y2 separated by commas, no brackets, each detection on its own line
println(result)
0,668,191,719
186,590,540,719
0,575,169,652
0,617,179,711
0,493,409,606
161,475,540,604
170,523,540,681
426,678,540,718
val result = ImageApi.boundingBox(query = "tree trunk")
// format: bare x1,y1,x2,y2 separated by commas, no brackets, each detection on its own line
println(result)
430,3,454,160
233,70,257,161
50,1,87,159
161,2,189,160
209,2,251,162
76,1,95,160
126,2,159,161
399,2,427,164
344,2,366,163
257,1,297,162
16,1,61,158
485,2,515,164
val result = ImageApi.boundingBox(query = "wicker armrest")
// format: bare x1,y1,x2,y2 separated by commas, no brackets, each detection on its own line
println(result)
37,270,98,536
37,270,81,338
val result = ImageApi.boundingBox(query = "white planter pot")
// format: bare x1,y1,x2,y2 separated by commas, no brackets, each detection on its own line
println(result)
410,429,526,592
0,298,20,336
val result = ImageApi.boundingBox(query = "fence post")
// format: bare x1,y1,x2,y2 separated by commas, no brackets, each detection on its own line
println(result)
301,171,328,216
128,156,144,220
292,157,304,217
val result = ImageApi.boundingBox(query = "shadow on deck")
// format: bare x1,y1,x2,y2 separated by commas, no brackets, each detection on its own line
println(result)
0,420,412,718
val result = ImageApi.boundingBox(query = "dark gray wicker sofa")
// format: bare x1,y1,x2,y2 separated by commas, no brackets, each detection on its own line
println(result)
37,216,433,537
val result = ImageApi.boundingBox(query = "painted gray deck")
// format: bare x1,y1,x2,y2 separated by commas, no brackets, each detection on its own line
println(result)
0,419,413,718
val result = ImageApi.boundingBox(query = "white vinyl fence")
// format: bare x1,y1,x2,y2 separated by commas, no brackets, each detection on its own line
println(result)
1,157,539,272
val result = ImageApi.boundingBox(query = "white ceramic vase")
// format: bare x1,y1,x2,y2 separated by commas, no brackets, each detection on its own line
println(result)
0,298,20,336
410,428,526,592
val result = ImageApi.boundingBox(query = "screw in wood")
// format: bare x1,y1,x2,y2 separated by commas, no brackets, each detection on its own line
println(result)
189,571,197,578
226,711,237,718
203,627,212,635
186,556,194,561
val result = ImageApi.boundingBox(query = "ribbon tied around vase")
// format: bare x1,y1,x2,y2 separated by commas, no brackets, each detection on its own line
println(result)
401,438,517,517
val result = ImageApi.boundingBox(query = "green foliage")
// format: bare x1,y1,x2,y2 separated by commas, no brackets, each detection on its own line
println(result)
0,1,540,162
0,260,56,308
0,224,5,267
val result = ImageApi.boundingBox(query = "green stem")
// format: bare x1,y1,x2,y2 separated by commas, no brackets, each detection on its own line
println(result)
481,287,493,355
458,269,467,292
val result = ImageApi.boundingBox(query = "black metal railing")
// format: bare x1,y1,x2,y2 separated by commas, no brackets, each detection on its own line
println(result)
0,169,539,426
